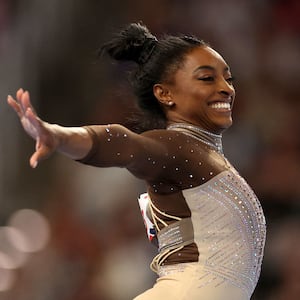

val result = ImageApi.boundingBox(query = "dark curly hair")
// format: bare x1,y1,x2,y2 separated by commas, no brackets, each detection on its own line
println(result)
100,22,207,132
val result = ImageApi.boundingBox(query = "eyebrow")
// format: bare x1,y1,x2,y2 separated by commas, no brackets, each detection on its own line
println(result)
193,65,230,74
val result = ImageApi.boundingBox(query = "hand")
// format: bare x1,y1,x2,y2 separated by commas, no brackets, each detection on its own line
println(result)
7,89,59,168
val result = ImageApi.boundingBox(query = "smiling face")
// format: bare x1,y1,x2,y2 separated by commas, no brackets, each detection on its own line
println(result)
154,46,235,134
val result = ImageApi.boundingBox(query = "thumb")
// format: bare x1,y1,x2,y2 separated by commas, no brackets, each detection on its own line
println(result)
30,153,39,169
29,145,52,168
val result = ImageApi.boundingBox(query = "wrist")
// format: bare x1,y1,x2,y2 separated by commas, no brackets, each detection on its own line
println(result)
52,125,93,159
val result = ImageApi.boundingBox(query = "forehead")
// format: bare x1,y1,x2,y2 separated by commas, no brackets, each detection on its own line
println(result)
182,46,229,72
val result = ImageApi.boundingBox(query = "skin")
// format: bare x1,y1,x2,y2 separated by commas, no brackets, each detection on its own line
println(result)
154,46,235,134
7,89,92,168
7,46,235,168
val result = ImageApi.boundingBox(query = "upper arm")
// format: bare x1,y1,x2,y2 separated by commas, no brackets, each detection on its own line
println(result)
77,124,168,180
79,125,229,190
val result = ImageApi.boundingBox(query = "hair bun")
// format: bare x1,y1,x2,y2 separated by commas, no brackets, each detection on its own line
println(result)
101,22,158,65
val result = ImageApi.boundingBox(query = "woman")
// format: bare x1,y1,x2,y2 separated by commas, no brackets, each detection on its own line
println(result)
7,23,266,300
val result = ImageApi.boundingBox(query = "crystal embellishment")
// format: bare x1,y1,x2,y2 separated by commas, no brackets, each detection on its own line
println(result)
182,169,266,298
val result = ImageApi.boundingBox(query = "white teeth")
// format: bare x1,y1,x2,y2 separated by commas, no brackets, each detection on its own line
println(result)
210,102,231,109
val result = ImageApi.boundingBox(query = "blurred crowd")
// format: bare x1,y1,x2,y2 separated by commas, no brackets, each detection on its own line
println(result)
0,0,299,299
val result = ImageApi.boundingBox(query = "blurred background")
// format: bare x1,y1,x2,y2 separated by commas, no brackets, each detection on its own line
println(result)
0,0,299,299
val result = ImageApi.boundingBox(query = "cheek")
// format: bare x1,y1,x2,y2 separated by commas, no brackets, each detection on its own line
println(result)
190,88,212,104
171,81,213,108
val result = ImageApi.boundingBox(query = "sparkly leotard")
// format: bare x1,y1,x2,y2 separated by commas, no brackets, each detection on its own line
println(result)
79,123,266,299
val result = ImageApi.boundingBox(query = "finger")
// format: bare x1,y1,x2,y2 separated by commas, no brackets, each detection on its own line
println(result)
16,88,24,106
21,90,30,106
7,95,23,118
22,90,38,115
25,107,43,134
35,136,42,151
16,88,24,100
19,90,31,114
29,145,50,169
30,148,39,168
21,108,42,140
30,156,38,169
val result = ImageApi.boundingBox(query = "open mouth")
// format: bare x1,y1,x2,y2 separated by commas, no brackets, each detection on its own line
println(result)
209,101,232,110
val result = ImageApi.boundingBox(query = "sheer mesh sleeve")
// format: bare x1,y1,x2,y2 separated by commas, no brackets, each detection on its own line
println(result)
77,126,101,164
76,124,230,193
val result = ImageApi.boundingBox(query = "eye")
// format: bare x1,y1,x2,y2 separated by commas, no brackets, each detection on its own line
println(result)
226,76,235,84
198,76,214,82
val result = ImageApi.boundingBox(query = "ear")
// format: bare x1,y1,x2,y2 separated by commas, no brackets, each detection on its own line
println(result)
153,84,175,107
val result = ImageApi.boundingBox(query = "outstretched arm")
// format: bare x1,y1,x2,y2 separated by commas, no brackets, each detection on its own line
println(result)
7,89,171,182
7,89,93,168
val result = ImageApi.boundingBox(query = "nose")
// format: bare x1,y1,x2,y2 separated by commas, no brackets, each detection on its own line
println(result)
219,79,235,97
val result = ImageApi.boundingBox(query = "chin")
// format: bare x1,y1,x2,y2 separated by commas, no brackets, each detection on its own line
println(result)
213,118,233,134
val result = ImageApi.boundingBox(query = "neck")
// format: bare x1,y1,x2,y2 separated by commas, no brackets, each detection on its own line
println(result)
167,122,223,154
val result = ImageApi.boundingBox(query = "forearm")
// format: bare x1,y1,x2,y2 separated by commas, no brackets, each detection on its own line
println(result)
52,124,93,160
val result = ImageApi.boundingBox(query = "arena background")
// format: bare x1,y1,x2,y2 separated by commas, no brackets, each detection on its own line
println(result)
0,0,299,299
